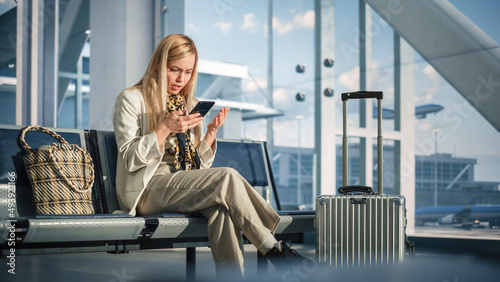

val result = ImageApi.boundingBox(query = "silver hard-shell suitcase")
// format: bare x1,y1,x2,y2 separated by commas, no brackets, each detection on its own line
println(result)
315,91,411,267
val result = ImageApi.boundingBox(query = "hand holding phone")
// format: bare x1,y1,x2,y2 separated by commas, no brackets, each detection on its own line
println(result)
189,101,215,117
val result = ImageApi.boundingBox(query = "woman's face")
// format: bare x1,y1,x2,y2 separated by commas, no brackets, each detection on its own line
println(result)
166,54,196,95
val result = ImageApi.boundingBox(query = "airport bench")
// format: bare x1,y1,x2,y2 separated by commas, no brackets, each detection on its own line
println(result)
0,125,315,279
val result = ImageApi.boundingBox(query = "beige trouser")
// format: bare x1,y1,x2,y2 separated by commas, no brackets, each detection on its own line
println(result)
136,167,280,277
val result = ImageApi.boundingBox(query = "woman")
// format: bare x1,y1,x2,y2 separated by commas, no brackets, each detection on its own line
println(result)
112,34,307,278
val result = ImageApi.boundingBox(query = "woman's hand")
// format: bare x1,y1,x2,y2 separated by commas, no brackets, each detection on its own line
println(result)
166,110,204,133
204,108,230,148
156,110,204,145
207,108,229,133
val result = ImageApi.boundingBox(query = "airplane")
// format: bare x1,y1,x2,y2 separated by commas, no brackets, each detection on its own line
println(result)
415,204,500,228
373,104,444,119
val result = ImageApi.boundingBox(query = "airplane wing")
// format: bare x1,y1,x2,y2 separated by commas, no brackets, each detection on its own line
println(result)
438,206,471,225
372,106,395,119
373,104,443,119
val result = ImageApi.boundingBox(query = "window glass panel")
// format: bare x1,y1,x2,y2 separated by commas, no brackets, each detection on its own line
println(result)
371,9,395,132
0,5,17,125
186,0,316,210
373,139,395,194
335,136,362,188
57,1,90,129
413,50,500,236
335,0,360,129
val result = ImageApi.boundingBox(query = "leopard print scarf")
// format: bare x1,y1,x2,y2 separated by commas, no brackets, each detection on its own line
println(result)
166,94,201,171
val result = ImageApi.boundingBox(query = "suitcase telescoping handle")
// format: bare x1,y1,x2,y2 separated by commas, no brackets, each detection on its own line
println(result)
341,91,384,194
341,91,383,101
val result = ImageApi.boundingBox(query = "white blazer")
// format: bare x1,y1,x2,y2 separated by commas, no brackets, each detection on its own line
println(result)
112,87,216,215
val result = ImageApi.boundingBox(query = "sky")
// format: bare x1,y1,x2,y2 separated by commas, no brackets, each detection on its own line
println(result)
184,0,500,183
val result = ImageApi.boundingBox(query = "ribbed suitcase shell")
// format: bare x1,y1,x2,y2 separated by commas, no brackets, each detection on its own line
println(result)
316,194,407,267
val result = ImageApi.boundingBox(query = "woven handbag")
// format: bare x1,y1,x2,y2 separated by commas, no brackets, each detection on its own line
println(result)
19,125,95,215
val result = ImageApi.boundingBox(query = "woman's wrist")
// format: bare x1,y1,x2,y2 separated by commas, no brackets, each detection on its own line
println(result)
206,126,218,135
205,128,217,138
204,127,218,148
156,123,172,144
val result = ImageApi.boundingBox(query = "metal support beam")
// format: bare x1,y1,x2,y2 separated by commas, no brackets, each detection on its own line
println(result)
266,0,274,160
394,34,415,233
59,71,89,81
75,55,83,128
314,0,336,196
57,0,89,113
186,247,196,281
363,0,500,133
89,0,155,130
359,1,374,188
161,0,185,36
445,164,470,190
199,76,231,99
16,0,58,127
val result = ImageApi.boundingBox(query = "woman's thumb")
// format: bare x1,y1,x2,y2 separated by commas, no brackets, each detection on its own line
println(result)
170,110,185,117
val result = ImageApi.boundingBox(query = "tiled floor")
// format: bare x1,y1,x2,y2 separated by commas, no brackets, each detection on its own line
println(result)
0,243,499,282
0,244,303,282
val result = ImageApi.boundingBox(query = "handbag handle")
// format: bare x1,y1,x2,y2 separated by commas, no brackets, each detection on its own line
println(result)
19,125,68,151
20,125,94,193
47,144,94,193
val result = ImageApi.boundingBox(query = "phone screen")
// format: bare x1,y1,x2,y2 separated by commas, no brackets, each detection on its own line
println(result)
190,101,215,117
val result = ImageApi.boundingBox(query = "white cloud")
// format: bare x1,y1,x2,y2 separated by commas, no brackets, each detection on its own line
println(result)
415,87,439,103
272,88,289,105
423,64,444,85
385,87,395,100
272,10,315,35
417,121,433,132
294,10,315,28
213,22,232,34
339,66,360,91
423,90,435,101
241,13,259,34
187,23,200,33
273,17,294,34
244,77,267,93
338,61,398,102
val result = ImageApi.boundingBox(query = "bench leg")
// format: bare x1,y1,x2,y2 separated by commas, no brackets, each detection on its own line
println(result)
257,251,268,276
186,247,196,281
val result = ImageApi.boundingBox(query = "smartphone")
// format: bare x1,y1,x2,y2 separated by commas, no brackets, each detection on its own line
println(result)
189,101,215,117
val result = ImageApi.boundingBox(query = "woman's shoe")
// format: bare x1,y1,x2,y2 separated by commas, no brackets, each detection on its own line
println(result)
264,241,312,273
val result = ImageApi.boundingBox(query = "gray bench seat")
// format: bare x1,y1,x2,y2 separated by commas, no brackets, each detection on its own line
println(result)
93,130,314,242
141,211,316,240
0,125,315,278
20,215,144,243
0,126,145,249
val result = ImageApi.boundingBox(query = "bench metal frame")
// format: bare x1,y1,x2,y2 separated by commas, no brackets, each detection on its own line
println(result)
0,125,315,280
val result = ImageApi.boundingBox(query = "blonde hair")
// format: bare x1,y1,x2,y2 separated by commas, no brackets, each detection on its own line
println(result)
135,34,201,145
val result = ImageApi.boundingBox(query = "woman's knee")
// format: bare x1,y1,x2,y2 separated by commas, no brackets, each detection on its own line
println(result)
215,167,241,179
213,167,248,191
